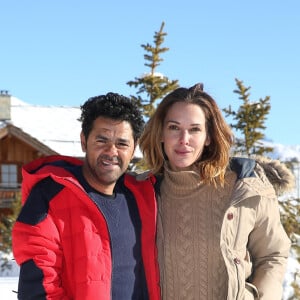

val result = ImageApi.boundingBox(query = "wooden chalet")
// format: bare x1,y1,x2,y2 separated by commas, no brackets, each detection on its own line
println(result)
0,91,83,213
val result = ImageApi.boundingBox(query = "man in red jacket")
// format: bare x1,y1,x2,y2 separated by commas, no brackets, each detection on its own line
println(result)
12,93,160,299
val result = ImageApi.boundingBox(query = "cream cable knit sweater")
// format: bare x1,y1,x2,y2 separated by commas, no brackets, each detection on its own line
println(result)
157,165,237,300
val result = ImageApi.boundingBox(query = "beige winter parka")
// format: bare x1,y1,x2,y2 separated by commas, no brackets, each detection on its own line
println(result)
152,156,294,300
221,157,293,299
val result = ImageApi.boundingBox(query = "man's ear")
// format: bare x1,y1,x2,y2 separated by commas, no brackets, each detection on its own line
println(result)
80,131,87,152
131,143,138,160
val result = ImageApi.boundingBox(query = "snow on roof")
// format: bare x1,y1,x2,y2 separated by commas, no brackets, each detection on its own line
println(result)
3,96,142,158
8,97,83,157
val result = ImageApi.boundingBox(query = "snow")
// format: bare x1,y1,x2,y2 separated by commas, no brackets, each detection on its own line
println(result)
1,96,83,157
0,277,18,299
0,253,19,299
265,140,300,161
1,96,144,158
283,253,300,299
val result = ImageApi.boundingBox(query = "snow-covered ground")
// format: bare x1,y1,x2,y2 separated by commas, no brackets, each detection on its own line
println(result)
0,253,19,299
0,277,18,299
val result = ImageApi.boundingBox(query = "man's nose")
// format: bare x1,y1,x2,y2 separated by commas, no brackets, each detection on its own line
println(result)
105,142,118,154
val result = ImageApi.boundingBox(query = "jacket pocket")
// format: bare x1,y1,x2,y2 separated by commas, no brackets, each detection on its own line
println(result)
245,282,259,299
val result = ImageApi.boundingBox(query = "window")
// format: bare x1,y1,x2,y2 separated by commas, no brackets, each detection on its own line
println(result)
0,164,18,188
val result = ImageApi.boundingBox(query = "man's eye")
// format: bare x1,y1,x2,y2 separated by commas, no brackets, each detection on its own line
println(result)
97,138,107,143
118,142,129,148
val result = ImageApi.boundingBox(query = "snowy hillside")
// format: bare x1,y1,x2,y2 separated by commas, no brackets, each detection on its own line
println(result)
266,141,300,161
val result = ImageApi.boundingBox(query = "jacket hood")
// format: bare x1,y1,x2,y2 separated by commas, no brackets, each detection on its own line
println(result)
254,156,295,195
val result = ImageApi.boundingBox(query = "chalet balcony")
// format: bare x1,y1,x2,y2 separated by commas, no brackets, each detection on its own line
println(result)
0,188,20,209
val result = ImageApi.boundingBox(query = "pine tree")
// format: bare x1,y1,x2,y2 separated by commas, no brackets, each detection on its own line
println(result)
223,80,299,298
127,22,179,118
223,78,273,157
0,193,21,271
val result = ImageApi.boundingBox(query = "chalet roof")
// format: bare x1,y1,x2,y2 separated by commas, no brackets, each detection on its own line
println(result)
0,97,83,157
0,96,143,158
0,123,58,156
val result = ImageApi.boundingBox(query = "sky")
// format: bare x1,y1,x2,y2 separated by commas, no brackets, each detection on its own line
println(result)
1,0,299,145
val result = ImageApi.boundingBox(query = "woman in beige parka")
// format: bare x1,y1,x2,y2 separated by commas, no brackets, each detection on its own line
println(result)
139,83,294,300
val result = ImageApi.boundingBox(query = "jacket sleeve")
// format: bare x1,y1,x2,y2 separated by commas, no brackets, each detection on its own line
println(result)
247,188,291,300
12,178,69,299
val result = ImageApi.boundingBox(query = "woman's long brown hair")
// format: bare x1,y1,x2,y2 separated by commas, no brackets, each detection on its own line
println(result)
139,83,234,186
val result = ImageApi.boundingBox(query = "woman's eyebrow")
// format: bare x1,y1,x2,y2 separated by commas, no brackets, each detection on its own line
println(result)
166,120,202,126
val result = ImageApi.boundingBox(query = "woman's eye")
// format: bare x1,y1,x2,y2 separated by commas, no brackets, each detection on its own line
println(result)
190,127,201,132
168,125,179,130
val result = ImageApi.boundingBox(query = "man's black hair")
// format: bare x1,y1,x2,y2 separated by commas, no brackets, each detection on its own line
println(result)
79,92,145,143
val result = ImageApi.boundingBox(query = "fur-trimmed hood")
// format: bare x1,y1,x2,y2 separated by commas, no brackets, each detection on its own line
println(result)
134,156,296,197
254,156,295,195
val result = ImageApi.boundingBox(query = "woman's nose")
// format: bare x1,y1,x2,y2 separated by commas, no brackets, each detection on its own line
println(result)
179,130,189,145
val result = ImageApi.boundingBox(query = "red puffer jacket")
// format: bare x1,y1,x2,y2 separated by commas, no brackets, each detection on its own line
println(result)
12,155,160,300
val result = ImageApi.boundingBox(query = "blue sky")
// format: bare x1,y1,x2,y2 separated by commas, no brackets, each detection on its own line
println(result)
1,0,299,145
